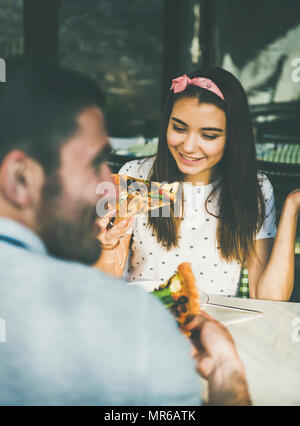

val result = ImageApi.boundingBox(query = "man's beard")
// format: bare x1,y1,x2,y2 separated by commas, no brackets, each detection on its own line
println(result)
36,173,101,265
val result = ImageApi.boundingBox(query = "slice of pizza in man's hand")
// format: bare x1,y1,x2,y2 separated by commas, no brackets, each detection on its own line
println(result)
151,263,201,336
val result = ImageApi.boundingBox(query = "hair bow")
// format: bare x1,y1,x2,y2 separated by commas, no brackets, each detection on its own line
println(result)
170,74,224,101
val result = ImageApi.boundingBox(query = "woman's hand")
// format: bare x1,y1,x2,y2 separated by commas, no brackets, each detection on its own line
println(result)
284,188,300,217
96,210,134,248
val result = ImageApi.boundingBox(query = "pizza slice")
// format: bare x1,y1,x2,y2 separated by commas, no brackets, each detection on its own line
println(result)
108,174,180,227
151,262,201,335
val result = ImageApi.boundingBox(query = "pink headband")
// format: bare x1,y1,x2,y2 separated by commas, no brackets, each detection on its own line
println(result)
170,74,224,101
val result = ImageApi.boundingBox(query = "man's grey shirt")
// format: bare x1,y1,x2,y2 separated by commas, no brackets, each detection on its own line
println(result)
0,218,201,406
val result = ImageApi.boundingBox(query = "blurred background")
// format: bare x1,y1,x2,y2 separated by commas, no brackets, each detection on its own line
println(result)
0,0,299,298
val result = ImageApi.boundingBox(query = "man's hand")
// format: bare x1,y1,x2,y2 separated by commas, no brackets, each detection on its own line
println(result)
186,311,244,378
186,311,251,406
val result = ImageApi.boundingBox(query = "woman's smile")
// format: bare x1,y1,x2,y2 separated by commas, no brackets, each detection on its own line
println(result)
177,151,207,165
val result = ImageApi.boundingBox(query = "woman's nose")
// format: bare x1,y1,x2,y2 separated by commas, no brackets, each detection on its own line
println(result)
182,132,201,153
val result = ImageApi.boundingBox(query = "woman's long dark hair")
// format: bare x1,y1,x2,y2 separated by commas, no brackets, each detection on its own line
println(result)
147,66,265,265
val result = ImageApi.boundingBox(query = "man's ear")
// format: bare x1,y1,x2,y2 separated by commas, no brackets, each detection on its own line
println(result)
0,150,44,208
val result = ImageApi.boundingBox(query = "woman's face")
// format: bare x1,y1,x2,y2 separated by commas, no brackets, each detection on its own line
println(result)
167,97,226,184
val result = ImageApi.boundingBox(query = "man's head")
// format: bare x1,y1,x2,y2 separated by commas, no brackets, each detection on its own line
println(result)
0,57,114,264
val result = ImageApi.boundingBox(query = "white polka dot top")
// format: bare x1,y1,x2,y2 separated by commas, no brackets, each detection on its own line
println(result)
118,157,276,297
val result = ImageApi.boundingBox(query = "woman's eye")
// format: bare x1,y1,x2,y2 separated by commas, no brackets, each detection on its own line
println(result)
203,134,218,140
173,125,186,132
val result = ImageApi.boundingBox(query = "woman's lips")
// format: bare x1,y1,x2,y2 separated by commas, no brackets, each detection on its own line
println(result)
178,151,206,165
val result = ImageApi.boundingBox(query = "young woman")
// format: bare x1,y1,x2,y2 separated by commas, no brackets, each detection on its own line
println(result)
96,67,300,300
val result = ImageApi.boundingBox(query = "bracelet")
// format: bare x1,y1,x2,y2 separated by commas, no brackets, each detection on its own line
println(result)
101,240,120,251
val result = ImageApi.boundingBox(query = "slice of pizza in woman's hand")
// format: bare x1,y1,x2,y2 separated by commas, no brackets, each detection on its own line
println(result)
108,174,180,227
151,262,201,335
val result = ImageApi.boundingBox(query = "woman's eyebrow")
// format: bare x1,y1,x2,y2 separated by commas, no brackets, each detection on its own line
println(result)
172,117,224,133
171,117,187,126
200,127,224,132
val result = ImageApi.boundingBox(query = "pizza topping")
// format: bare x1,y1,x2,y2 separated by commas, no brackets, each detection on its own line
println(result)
109,174,180,224
169,275,182,293
151,263,201,335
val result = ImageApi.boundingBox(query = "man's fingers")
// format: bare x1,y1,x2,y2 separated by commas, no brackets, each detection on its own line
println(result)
185,311,218,330
196,356,215,378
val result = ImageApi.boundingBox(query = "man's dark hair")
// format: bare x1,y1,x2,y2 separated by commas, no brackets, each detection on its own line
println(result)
0,57,105,174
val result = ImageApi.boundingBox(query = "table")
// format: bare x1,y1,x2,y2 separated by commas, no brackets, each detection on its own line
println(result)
201,295,300,406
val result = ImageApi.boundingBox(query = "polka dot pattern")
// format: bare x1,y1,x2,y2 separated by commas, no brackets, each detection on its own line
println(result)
119,159,276,297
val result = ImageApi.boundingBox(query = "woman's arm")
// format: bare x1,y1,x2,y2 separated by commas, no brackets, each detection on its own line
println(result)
248,189,300,300
94,234,132,278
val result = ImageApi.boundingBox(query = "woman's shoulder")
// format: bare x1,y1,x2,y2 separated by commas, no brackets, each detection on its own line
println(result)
257,173,272,187
257,172,274,192
118,156,156,180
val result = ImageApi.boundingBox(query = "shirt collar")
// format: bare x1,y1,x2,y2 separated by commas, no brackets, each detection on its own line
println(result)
183,176,222,191
0,217,47,255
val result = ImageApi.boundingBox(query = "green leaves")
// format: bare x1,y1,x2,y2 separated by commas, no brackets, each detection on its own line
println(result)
151,286,174,309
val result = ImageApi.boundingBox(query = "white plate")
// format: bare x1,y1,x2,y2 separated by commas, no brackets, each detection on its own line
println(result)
127,281,262,325
202,304,263,326
127,280,209,305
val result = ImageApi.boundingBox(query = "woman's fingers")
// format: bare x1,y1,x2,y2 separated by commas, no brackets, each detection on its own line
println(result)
106,217,134,240
96,209,116,230
96,212,134,246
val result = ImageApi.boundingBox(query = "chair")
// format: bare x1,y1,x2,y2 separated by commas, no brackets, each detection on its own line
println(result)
238,267,250,298
107,153,138,174
250,101,300,145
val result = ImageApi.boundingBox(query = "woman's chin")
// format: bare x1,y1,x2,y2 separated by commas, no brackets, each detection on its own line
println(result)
176,161,205,176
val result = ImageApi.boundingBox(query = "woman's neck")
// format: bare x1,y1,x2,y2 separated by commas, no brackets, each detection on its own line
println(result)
183,166,222,186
